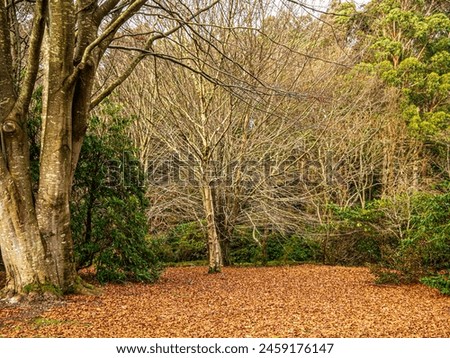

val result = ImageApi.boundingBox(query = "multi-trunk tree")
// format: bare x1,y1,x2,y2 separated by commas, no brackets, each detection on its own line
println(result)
0,0,219,297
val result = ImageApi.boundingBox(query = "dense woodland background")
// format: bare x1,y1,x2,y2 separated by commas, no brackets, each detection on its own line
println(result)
0,0,449,297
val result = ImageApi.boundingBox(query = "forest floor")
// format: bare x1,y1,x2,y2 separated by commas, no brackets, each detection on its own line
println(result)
0,265,449,337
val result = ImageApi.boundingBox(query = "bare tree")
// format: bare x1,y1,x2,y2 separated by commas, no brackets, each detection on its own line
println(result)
116,4,346,271
118,1,438,270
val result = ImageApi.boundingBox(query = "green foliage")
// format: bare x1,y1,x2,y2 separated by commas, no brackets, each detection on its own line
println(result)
263,234,284,262
90,196,161,284
328,186,450,283
370,267,402,285
421,273,450,295
149,222,207,263
282,235,322,262
346,0,450,137
150,224,322,266
333,2,357,26
323,203,389,266
71,100,161,283
228,230,261,264
27,86,43,186
226,230,321,265
406,188,450,272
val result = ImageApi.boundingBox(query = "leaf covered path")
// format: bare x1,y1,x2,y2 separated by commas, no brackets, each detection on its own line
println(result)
1,265,449,337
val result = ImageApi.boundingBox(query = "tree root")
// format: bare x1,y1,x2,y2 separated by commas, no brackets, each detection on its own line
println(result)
0,276,102,305
72,277,102,296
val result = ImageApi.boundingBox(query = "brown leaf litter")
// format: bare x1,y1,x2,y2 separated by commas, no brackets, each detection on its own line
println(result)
0,265,449,337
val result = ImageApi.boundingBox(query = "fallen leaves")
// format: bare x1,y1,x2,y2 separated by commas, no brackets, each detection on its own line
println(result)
0,265,449,337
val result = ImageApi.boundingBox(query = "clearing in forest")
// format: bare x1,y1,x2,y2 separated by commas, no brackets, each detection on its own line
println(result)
0,265,449,337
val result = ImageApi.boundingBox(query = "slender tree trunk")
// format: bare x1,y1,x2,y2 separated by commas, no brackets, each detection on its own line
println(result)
201,179,222,273
261,225,269,265
214,187,233,266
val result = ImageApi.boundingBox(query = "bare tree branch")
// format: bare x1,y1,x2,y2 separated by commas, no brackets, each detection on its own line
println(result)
93,0,121,22
67,0,148,88
90,0,220,109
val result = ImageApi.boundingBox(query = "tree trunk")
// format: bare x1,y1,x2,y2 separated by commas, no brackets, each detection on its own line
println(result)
202,180,222,273
214,187,232,266
0,0,50,296
0,110,48,296
0,159,48,295
34,0,77,291
0,0,155,296
0,0,79,296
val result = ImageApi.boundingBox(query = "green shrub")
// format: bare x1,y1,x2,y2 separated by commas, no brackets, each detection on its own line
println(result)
150,222,207,263
265,234,285,261
71,101,162,283
421,273,450,295
228,231,261,264
151,225,323,266
407,188,450,272
228,230,322,265
323,203,391,266
365,187,450,284
283,235,322,262
90,196,162,284
370,266,402,285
